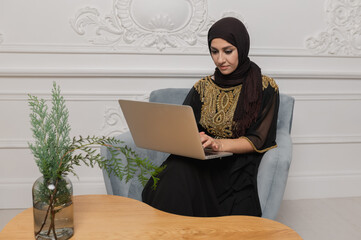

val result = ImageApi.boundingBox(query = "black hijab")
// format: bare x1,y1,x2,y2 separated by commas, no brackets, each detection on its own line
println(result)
208,17,263,137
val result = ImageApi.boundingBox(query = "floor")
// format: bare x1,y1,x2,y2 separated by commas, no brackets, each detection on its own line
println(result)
1,197,361,239
276,197,361,240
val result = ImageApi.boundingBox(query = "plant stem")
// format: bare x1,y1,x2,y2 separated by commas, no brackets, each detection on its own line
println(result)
35,178,59,238
49,207,58,240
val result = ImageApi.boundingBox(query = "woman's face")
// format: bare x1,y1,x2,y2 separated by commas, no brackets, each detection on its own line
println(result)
210,38,239,75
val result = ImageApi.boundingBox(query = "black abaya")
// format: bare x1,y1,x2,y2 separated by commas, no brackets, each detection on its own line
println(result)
142,76,279,217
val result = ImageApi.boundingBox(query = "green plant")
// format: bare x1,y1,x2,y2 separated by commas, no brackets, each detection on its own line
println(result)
29,82,164,239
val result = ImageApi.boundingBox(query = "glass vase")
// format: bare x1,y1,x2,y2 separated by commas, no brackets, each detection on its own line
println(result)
32,175,74,240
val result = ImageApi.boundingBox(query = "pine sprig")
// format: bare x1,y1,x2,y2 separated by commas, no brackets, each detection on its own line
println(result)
28,82,164,191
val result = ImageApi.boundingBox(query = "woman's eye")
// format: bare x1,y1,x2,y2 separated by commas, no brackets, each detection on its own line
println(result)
211,50,218,54
225,50,233,54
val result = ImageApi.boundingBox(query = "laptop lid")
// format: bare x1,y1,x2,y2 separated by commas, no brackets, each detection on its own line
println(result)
118,99,232,160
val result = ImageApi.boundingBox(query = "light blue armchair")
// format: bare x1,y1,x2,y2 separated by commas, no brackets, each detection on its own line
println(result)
101,88,294,220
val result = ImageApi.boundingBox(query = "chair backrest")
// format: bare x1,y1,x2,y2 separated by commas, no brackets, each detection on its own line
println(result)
149,88,294,133
278,94,294,134
149,88,189,105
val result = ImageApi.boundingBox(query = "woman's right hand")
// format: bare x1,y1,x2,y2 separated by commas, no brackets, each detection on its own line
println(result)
199,132,255,154
199,132,223,152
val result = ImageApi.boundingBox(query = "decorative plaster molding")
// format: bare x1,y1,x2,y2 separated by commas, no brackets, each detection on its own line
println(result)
0,44,326,57
0,91,148,101
2,135,361,149
70,0,211,52
2,91,361,103
1,67,361,79
306,0,361,56
0,177,107,208
70,0,245,52
291,135,361,145
284,173,361,200
101,95,149,137
0,140,30,149
101,106,128,137
289,92,361,101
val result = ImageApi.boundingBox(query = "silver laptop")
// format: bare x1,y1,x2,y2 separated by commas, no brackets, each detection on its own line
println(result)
118,99,233,160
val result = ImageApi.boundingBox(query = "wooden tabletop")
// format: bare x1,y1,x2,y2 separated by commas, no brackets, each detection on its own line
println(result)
0,194,302,239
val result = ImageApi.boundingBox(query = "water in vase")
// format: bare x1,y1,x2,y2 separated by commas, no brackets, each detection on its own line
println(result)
33,201,74,240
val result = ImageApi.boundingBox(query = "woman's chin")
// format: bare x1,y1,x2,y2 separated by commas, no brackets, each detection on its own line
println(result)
219,69,233,75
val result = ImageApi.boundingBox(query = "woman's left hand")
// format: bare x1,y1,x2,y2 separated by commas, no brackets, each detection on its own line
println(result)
199,132,223,152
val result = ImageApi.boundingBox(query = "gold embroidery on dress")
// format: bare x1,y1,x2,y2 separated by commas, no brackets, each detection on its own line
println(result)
262,75,278,91
194,75,277,139
194,76,242,138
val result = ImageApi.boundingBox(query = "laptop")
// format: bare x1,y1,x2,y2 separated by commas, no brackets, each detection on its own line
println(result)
118,99,233,160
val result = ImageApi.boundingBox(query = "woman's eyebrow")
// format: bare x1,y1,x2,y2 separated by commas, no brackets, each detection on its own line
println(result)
210,45,235,50
223,46,235,50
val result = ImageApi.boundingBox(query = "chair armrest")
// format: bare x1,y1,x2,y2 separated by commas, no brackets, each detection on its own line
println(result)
257,129,293,219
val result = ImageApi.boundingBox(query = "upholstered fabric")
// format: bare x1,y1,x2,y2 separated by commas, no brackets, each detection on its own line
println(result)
101,88,294,220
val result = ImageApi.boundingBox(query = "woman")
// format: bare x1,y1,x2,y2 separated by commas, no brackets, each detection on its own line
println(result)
142,17,279,217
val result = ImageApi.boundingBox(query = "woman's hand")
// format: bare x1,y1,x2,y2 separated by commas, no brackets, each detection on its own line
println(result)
199,132,255,154
199,132,223,151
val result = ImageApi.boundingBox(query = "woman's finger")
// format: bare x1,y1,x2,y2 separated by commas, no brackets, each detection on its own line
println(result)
203,138,213,148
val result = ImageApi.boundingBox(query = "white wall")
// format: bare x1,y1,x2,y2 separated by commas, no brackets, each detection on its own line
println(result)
0,0,360,208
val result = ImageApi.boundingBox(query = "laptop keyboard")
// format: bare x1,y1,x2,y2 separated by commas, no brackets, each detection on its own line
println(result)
204,148,218,156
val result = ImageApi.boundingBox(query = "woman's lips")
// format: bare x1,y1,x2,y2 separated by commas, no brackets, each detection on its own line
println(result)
219,66,229,70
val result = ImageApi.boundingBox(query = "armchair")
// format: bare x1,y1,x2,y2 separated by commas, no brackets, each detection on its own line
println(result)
101,88,294,220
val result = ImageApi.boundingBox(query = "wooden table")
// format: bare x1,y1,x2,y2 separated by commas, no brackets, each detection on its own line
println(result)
0,194,302,239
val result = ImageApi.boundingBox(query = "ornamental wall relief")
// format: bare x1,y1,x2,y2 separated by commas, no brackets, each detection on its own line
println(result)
306,0,361,56
101,94,149,137
101,106,129,137
70,0,244,52
71,0,246,135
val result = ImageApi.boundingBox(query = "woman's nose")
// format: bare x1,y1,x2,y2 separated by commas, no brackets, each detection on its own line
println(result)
217,53,225,64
